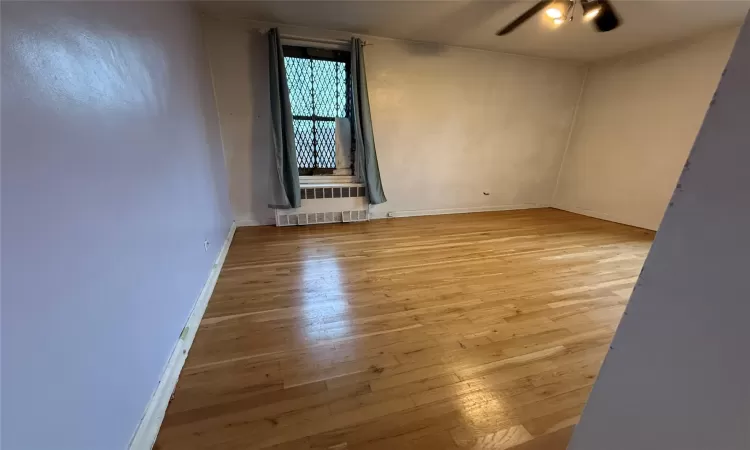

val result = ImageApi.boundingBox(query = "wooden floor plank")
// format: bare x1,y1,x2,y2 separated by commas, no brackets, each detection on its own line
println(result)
155,208,653,450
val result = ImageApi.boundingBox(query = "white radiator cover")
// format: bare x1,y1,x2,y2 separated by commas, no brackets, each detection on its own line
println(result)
275,184,369,227
275,208,368,226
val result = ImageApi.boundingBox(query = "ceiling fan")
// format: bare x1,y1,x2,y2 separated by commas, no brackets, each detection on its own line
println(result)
497,0,621,35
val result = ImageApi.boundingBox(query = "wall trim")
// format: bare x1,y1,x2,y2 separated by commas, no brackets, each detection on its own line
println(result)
553,204,657,231
128,222,236,450
370,204,546,219
235,218,275,227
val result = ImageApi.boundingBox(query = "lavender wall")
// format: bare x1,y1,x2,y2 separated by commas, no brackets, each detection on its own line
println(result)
569,13,749,450
1,2,232,449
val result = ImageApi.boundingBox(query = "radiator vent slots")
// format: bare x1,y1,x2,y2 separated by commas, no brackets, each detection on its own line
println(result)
275,209,368,227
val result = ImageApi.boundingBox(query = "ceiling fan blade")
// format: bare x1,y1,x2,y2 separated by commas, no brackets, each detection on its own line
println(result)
496,0,553,36
594,0,621,32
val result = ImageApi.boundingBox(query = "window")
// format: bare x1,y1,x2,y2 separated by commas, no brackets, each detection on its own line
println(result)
284,46,352,176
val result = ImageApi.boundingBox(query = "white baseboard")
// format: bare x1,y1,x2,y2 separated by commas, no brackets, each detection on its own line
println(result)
370,203,546,219
552,204,657,231
128,222,236,450
235,218,275,227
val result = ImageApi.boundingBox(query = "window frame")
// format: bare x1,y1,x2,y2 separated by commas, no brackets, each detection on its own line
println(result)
283,45,354,177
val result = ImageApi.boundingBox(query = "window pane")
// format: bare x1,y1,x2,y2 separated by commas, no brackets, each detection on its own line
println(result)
337,61,347,117
293,119,314,168
292,119,337,169
316,120,336,169
285,57,312,116
311,60,347,118
285,52,349,173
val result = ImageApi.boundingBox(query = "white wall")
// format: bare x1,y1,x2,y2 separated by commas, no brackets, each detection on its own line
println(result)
200,16,586,223
201,17,275,225
553,27,739,230
569,15,750,450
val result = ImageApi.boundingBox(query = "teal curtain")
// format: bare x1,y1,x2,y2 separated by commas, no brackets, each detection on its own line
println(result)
351,38,387,205
268,28,300,209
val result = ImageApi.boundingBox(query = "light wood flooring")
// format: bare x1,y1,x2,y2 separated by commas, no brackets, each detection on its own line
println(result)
155,208,653,450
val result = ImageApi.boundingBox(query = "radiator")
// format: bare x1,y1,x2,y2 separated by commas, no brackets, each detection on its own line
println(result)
274,185,369,227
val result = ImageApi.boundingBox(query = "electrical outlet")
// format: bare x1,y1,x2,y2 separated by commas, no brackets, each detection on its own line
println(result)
204,240,210,252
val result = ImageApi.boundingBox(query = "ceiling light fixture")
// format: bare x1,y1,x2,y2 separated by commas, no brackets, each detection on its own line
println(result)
496,0,621,36
582,1,602,21
545,6,563,19
547,1,573,26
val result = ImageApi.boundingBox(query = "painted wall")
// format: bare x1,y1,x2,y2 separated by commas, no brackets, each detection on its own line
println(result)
201,17,276,225
200,16,586,224
0,2,232,449
569,15,750,450
553,27,739,230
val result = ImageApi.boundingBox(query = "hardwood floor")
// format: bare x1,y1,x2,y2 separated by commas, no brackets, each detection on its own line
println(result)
155,208,653,450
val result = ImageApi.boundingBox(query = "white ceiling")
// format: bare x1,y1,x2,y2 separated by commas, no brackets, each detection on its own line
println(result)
199,0,750,61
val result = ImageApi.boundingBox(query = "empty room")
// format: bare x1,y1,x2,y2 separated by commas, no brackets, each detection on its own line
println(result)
3,1,750,450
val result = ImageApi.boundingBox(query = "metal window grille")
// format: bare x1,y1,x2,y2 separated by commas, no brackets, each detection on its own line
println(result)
283,46,351,175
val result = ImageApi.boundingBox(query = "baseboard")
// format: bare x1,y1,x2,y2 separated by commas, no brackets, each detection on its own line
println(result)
128,222,236,450
370,203,546,219
235,218,275,227
553,204,658,231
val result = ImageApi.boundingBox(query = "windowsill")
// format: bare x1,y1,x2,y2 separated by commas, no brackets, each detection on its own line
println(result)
300,175,360,186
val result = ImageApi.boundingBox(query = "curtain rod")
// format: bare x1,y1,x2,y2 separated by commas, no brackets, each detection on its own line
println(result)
259,30,369,46
281,34,351,45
